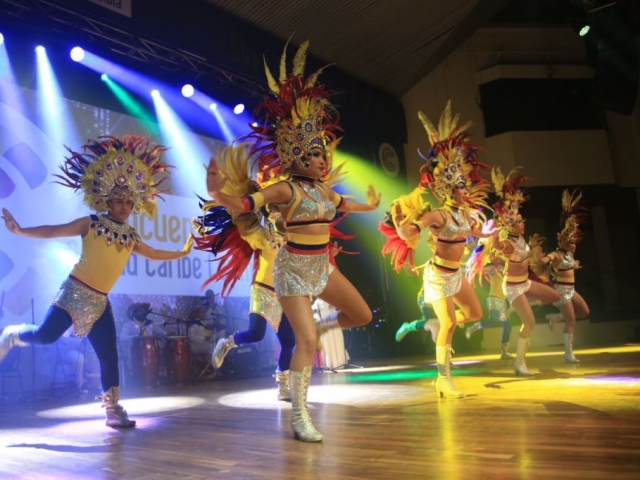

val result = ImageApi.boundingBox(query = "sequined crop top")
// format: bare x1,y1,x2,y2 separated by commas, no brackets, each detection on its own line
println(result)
436,208,472,243
507,235,530,263
554,250,576,271
281,179,337,226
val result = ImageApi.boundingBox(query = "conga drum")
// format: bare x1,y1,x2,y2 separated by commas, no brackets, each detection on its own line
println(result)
131,336,160,388
166,336,190,383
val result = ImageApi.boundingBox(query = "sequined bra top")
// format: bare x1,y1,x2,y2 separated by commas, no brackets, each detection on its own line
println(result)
507,235,530,263
555,250,576,271
282,178,337,226
436,208,472,243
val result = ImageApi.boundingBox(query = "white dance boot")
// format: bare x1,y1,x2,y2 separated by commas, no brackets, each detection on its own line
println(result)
434,345,464,398
563,333,580,364
274,369,290,401
289,366,323,442
0,324,28,363
500,342,515,360
100,386,136,428
513,337,534,377
211,334,237,369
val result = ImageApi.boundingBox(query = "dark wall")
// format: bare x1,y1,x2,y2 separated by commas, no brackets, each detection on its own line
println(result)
479,79,607,137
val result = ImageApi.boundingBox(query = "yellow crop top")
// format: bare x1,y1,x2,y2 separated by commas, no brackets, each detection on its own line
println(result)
70,215,140,293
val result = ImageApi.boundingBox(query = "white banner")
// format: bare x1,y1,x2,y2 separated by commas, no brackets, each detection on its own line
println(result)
88,0,132,18
0,84,249,326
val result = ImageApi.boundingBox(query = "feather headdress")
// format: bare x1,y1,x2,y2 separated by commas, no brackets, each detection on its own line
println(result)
491,166,528,240
246,39,341,177
557,188,587,249
418,101,490,210
54,135,171,218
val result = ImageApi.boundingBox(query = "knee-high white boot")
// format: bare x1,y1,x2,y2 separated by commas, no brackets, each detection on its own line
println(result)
0,324,29,363
274,369,290,401
513,337,534,377
425,318,440,343
563,333,579,364
500,342,515,360
100,386,136,428
289,366,323,442
211,333,237,369
435,345,464,398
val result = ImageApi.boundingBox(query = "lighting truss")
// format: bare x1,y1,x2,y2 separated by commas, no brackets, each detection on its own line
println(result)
1,0,266,102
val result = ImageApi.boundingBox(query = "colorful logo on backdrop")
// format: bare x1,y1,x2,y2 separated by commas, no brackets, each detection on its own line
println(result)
0,101,59,316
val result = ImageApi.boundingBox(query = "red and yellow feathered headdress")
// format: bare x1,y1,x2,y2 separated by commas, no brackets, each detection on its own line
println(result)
418,101,490,210
491,166,528,240
247,40,341,178
557,188,587,249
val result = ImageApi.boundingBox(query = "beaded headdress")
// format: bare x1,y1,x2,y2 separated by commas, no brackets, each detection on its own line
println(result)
54,135,171,218
491,166,528,240
557,188,587,249
248,40,340,176
418,101,490,209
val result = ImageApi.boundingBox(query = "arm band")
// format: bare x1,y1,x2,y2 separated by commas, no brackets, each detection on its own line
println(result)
241,192,265,212
332,193,345,209
412,222,422,234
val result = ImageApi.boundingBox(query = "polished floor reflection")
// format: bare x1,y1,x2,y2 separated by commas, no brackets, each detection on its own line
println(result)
1,345,639,479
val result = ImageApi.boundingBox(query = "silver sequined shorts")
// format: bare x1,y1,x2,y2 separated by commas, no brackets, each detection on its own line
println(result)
52,277,108,337
486,296,507,321
273,247,335,298
422,262,462,304
503,280,531,303
250,284,282,331
553,283,575,306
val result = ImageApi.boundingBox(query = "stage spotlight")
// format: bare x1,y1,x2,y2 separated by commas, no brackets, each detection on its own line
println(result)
101,73,109,81
150,89,160,98
0,33,4,46
70,46,85,62
233,103,245,114
209,102,217,111
579,25,590,36
35,45,45,54
251,122,258,127
181,84,194,98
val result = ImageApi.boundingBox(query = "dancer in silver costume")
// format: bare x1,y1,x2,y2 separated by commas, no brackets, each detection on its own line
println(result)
531,189,590,363
206,42,380,442
382,102,495,399
488,167,561,376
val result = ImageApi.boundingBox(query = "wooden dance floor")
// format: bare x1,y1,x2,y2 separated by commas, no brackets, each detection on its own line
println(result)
1,345,639,479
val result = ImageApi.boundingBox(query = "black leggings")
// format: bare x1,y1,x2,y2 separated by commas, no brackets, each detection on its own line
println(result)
234,313,295,371
19,303,119,391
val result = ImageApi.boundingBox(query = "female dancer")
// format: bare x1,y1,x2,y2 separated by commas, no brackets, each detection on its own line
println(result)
207,42,380,442
194,143,295,401
485,167,561,376
532,189,590,363
0,136,192,427
383,101,495,398
465,254,514,360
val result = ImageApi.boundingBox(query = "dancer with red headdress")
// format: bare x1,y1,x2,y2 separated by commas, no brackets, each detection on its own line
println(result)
531,189,590,363
205,42,380,442
382,101,495,398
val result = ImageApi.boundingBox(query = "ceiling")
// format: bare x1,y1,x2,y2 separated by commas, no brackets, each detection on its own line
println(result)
205,0,511,98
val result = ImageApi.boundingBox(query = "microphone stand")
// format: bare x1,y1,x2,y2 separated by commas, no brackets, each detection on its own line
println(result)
149,312,188,336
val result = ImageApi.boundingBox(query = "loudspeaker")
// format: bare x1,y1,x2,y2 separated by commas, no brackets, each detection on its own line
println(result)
219,344,260,378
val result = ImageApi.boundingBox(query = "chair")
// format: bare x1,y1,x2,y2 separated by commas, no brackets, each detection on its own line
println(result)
0,345,25,406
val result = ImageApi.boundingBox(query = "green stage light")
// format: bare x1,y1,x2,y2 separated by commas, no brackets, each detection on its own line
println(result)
579,25,590,36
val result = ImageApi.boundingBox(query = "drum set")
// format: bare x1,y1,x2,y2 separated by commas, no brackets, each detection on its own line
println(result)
125,312,227,389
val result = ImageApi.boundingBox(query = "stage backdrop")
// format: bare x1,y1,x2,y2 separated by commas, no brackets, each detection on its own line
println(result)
0,84,253,329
